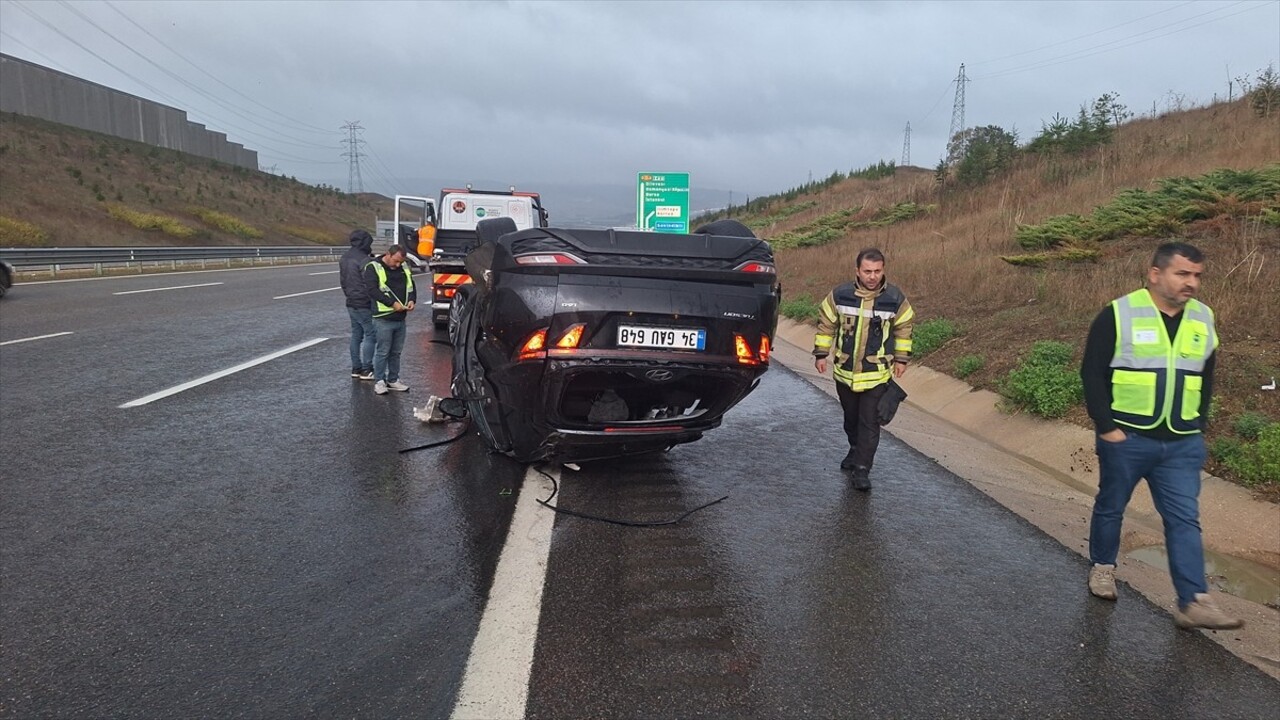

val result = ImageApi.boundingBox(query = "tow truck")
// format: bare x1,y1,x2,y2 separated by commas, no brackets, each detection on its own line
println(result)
406,186,549,329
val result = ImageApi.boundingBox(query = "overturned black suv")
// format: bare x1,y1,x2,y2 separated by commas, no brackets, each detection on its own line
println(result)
449,218,779,464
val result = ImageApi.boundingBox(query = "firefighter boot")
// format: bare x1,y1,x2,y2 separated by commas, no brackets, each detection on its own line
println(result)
851,466,871,491
840,449,858,471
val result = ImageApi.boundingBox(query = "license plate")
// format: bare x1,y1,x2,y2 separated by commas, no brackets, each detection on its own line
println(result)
616,324,705,351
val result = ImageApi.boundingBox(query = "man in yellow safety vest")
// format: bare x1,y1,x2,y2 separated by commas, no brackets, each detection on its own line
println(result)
1081,241,1241,630
361,244,417,396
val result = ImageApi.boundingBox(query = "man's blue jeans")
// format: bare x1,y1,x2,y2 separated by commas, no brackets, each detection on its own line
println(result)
347,306,374,373
372,316,407,383
1089,431,1208,607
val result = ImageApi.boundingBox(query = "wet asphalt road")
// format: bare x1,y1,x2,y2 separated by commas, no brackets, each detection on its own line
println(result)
1,268,522,717
2,266,1278,718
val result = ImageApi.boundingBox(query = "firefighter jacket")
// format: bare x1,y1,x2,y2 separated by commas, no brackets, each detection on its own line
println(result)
813,279,914,391
363,259,416,319
1108,288,1216,434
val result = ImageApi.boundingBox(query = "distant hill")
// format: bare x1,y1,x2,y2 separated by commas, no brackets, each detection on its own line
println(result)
0,113,382,247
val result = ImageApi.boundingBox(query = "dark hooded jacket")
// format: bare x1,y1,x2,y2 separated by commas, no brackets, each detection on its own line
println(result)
340,229,374,309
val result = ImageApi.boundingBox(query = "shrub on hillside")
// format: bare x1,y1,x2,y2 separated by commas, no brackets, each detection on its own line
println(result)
998,340,1083,419
779,293,820,323
189,207,263,239
105,204,195,238
1232,412,1274,441
912,318,959,356
954,354,984,378
1217,423,1280,485
0,215,48,246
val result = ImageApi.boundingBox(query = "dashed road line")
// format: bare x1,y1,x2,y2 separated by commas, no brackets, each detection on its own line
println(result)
274,287,341,299
119,337,328,408
0,331,74,346
112,282,224,295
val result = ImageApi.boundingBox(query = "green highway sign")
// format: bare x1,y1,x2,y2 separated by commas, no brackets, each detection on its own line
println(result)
636,172,690,233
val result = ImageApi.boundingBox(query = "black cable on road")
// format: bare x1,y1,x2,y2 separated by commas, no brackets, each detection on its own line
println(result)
398,418,471,454
532,465,728,528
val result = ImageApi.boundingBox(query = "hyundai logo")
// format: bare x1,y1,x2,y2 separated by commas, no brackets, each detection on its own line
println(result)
644,369,674,382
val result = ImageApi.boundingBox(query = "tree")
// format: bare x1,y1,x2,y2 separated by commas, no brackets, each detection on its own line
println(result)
945,125,1019,186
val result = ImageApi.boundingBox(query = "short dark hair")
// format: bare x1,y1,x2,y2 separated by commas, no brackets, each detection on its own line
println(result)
856,248,886,267
386,244,406,257
1152,241,1203,269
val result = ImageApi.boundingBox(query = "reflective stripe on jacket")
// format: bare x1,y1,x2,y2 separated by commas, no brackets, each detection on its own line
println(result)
1109,288,1216,434
367,260,415,318
813,281,914,391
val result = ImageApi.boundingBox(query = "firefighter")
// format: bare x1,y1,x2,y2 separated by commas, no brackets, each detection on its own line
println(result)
813,248,915,490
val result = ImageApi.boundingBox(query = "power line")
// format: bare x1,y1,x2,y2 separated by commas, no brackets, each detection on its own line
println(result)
53,0,338,150
970,1,1265,81
968,0,1198,67
101,0,339,137
9,1,340,167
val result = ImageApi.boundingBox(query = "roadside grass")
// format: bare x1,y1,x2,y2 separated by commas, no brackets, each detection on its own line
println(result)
912,318,960,356
998,341,1084,419
281,225,344,245
779,292,821,322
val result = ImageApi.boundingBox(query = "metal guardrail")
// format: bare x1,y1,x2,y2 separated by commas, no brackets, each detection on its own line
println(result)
0,245,344,275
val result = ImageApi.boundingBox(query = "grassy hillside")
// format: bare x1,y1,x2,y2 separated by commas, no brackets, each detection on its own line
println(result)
0,112,389,247
712,99,1279,490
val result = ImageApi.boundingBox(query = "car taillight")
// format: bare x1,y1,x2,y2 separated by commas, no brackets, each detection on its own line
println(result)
734,333,758,365
556,323,586,348
434,287,456,298
517,328,548,360
734,261,776,274
515,253,586,265
759,334,771,364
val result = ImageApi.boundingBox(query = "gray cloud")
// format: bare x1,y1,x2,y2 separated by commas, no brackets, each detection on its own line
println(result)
2,0,1276,199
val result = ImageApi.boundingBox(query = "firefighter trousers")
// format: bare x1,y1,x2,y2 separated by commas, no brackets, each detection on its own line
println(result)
836,380,889,470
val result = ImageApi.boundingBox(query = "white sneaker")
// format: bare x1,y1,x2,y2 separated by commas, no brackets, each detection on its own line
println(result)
374,380,388,395
386,380,410,392
1088,563,1117,600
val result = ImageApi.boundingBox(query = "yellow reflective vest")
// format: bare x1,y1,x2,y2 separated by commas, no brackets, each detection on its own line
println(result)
813,281,914,391
367,260,414,318
1109,288,1216,434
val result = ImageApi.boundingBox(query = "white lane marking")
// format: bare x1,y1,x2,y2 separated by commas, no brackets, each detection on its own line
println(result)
0,331,74,346
274,287,341,300
451,466,557,720
308,270,340,275
112,282,224,295
18,263,339,286
119,337,328,408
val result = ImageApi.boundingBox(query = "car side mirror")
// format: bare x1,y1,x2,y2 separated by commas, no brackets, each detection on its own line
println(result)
438,397,468,419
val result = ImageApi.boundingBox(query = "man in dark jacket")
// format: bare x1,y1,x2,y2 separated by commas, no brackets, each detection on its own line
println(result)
362,244,417,395
340,229,376,380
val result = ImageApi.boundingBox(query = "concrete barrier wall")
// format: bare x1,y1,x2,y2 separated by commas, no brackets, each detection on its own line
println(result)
0,53,258,170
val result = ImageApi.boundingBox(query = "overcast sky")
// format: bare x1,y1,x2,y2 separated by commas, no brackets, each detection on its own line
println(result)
2,0,1277,199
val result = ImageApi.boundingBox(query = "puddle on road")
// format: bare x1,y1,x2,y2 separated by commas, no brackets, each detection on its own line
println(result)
1126,545,1280,608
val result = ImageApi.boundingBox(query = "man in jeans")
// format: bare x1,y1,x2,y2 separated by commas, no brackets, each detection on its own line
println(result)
339,229,376,380
361,244,416,395
1081,241,1241,630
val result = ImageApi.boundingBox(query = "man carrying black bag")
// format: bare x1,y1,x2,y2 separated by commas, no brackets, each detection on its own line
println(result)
813,248,915,490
